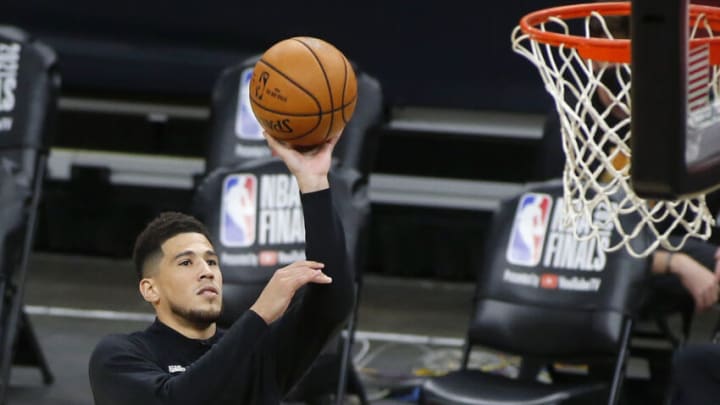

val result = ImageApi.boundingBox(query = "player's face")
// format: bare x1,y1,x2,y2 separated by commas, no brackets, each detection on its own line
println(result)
154,233,223,325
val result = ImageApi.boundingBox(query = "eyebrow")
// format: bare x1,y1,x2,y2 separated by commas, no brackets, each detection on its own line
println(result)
173,250,218,261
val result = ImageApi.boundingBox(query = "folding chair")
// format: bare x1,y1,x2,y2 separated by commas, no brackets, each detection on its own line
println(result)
193,55,384,404
420,180,652,405
536,110,713,395
0,26,60,403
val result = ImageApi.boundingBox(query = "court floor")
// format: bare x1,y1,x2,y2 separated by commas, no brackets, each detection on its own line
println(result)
6,252,720,404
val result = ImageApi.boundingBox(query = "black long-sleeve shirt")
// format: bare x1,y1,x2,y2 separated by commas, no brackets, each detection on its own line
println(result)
89,188,353,405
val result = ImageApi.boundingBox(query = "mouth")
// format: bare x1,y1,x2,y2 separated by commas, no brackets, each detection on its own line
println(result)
197,286,219,297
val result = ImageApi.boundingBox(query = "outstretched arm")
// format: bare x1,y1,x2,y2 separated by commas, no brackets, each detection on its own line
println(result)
261,133,355,393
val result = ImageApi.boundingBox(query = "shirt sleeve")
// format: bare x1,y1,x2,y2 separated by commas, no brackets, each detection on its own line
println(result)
676,237,718,270
268,187,355,393
89,311,269,405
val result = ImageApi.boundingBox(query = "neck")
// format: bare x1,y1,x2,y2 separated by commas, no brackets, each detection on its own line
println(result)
156,312,217,340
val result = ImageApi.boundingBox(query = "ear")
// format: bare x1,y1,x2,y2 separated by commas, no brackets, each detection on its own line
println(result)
139,278,160,304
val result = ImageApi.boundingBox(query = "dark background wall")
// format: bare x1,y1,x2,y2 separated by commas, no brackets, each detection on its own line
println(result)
2,0,567,112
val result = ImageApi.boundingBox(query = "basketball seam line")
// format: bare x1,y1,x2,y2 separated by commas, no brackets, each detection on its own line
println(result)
293,37,335,142
248,96,356,141
249,95,357,117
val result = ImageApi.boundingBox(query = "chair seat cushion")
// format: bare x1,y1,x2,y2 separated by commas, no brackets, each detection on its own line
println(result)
421,369,606,405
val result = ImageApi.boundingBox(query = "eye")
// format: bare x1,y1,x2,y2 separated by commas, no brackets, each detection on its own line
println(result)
207,259,218,266
179,259,191,266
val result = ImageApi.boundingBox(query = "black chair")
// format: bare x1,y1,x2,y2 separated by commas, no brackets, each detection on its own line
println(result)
0,26,60,403
535,110,711,396
193,55,384,405
420,180,652,405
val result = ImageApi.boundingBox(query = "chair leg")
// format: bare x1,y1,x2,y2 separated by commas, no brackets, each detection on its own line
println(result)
608,320,633,405
19,311,53,385
347,366,369,405
0,158,49,403
459,340,472,371
336,285,361,405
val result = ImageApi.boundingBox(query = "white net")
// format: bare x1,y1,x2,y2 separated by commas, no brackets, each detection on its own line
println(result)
512,8,716,257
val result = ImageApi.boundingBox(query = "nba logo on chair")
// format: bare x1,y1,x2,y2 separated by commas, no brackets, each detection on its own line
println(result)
220,174,257,247
235,68,265,141
506,193,552,267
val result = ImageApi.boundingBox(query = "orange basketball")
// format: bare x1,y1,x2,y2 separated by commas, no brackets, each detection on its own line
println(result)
250,37,358,148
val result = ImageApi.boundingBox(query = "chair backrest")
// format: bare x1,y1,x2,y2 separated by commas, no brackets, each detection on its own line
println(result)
0,26,59,188
204,56,268,172
532,109,564,182
194,157,307,324
193,157,364,325
0,24,58,280
469,180,651,360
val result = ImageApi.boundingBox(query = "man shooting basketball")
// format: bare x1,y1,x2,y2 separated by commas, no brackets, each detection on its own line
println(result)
88,132,353,404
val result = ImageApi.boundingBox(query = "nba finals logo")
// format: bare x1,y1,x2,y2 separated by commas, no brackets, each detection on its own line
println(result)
506,193,552,266
235,67,265,141
220,174,258,247
0,42,20,133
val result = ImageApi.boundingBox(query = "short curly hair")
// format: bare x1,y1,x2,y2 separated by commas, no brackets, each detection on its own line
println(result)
132,212,213,279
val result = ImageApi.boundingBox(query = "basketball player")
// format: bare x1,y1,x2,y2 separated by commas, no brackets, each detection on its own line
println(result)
88,132,353,404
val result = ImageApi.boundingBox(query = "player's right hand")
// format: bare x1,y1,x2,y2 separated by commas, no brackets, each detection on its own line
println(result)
263,131,337,194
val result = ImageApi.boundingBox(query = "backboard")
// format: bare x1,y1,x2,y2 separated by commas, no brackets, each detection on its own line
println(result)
631,0,720,199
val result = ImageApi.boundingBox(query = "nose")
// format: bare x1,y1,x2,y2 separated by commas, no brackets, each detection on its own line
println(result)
199,260,215,280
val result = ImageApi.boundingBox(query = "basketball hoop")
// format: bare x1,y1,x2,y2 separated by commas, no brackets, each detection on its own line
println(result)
512,2,720,257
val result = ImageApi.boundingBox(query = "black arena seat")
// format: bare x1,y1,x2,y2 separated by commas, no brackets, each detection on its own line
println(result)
0,25,60,402
420,180,652,405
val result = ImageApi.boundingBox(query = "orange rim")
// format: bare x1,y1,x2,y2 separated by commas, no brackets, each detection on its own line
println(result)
519,1,720,64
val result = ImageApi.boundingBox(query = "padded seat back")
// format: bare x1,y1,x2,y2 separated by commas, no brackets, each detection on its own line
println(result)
470,180,651,358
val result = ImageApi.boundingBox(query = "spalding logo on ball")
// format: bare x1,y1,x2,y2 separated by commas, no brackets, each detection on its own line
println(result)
250,37,358,148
